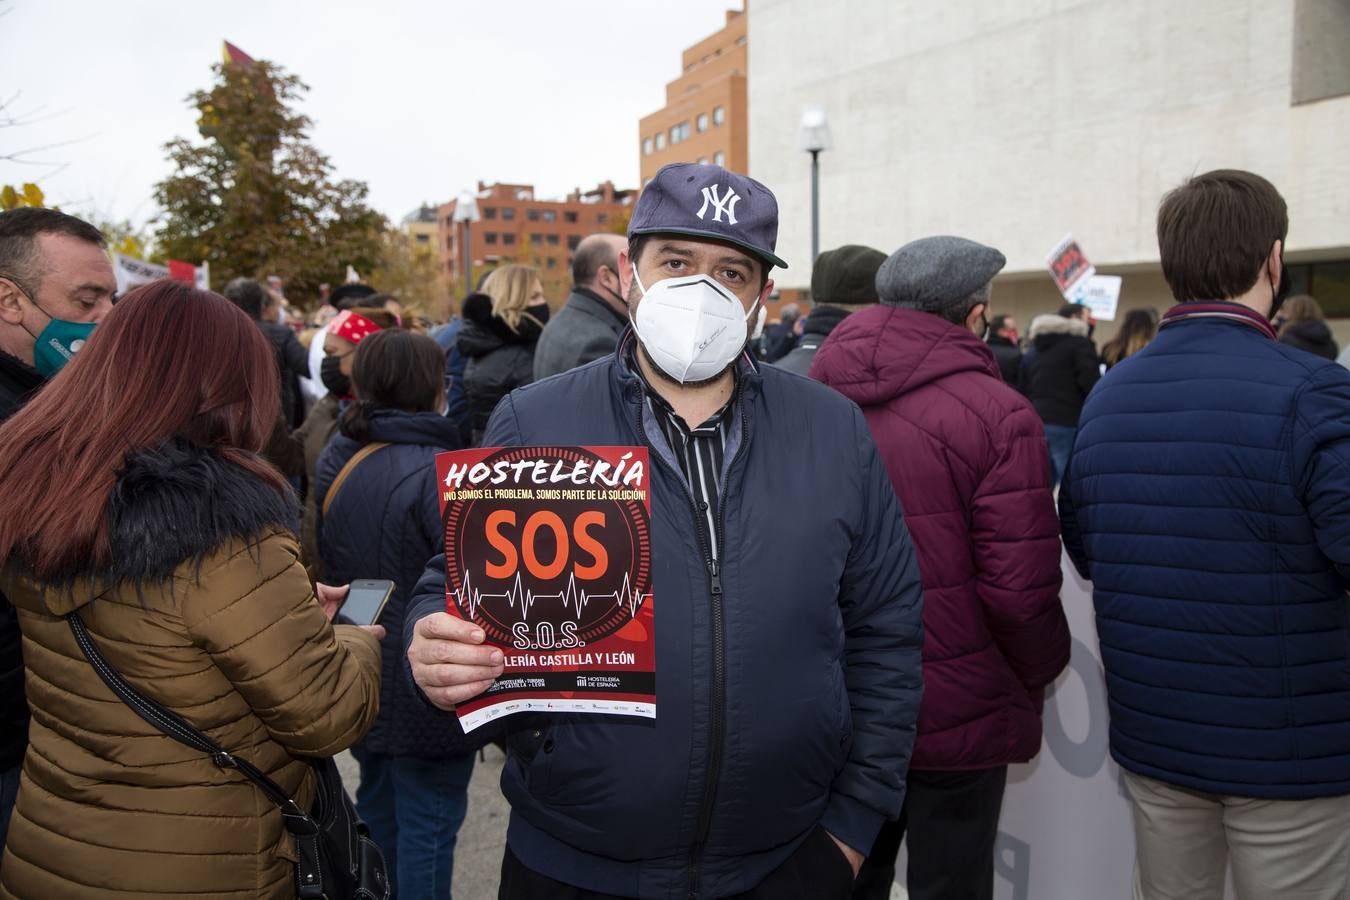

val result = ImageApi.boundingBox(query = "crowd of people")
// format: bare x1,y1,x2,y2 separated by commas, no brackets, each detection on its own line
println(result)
0,160,1345,900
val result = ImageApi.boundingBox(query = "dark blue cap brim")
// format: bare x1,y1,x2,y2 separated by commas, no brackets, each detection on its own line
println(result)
629,225,788,270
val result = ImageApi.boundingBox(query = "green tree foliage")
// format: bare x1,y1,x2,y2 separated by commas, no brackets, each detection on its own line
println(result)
367,229,450,322
153,59,384,304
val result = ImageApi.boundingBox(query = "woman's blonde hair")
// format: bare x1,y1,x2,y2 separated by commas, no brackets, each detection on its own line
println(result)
481,265,544,332
1279,294,1323,324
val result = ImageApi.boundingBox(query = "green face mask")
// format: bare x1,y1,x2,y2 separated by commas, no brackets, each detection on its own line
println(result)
4,277,98,378
31,314,96,377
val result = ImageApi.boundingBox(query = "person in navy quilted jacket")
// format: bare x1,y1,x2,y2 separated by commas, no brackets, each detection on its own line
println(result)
1060,169,1350,900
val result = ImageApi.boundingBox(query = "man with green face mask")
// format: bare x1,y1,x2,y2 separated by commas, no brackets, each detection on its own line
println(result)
0,207,114,853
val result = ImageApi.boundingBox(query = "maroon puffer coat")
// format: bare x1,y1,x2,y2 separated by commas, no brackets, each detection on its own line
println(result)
811,305,1069,770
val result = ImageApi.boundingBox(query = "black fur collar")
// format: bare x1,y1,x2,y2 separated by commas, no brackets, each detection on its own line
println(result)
107,437,298,583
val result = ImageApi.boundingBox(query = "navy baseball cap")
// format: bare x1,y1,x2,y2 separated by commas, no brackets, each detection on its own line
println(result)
628,163,788,270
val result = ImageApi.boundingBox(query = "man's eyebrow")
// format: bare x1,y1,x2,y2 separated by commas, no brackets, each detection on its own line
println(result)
72,282,114,295
718,254,754,270
653,243,696,258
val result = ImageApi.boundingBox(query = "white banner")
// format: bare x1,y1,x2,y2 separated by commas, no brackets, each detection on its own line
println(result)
112,253,168,294
1071,275,1122,322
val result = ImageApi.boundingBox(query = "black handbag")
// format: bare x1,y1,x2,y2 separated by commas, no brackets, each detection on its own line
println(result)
67,611,390,900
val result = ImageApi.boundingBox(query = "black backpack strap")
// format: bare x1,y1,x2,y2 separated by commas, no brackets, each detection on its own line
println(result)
66,611,316,831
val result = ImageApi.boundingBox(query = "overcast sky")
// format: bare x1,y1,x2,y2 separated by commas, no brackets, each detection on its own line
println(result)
0,0,744,229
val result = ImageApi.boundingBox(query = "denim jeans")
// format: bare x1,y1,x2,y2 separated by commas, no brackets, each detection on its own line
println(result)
0,762,19,859
1043,423,1077,489
352,746,476,900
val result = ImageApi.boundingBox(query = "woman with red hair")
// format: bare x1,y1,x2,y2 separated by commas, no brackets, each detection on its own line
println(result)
0,280,382,898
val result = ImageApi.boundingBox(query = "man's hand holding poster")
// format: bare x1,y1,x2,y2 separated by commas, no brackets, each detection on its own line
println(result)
435,446,656,732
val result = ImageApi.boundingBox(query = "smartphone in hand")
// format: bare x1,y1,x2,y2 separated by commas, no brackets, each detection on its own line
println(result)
336,579,396,627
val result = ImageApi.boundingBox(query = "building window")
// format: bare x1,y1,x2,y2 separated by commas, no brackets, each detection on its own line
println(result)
1289,259,1350,315
530,233,544,244
546,234,560,246
415,233,430,243
597,213,608,225
546,257,557,269
542,210,557,223
502,233,516,245
527,209,540,221
564,211,578,224
568,235,581,250
502,207,516,220
483,207,497,220
713,106,725,126
669,121,690,145
643,137,653,155
697,113,709,133
655,132,666,151
484,232,498,245
714,151,725,166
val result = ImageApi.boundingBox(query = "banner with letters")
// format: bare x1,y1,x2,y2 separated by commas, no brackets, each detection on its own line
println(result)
435,446,656,732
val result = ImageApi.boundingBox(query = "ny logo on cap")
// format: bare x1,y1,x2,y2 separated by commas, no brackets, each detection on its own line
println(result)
697,185,741,225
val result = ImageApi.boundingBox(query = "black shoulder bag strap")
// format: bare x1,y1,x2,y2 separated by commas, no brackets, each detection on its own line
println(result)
66,612,324,882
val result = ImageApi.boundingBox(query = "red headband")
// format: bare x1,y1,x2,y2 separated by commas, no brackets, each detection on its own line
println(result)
330,310,382,345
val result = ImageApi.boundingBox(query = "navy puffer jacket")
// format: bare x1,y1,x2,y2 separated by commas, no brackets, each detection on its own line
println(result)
316,408,472,758
403,333,925,898
1060,308,1350,799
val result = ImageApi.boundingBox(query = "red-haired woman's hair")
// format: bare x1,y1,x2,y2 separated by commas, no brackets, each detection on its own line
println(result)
0,279,285,581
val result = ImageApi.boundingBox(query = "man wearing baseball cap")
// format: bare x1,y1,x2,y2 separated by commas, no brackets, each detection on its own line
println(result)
404,163,924,899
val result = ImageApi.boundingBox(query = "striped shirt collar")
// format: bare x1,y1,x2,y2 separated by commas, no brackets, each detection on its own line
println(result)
1159,301,1278,341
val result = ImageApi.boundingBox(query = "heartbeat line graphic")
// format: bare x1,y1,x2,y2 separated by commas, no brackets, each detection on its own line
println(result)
452,569,651,621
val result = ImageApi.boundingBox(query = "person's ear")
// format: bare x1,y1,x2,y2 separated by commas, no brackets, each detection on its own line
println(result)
0,277,26,326
618,247,635,303
757,277,775,310
965,302,987,335
1268,239,1283,289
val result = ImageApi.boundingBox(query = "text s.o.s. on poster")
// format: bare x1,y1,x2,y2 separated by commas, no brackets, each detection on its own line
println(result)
435,446,655,732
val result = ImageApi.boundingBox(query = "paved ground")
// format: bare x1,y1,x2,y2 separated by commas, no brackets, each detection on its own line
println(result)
338,747,906,899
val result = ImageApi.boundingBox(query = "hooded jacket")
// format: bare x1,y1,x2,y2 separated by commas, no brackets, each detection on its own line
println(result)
401,333,925,898
1060,308,1350,799
812,306,1069,770
1023,314,1100,426
775,305,852,377
0,351,43,774
458,293,539,440
0,439,381,898
315,409,473,758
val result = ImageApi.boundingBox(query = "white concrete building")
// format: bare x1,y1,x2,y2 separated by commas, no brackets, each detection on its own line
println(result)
749,0,1350,340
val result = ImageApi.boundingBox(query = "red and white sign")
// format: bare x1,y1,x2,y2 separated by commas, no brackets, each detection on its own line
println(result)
1046,234,1095,297
436,446,656,732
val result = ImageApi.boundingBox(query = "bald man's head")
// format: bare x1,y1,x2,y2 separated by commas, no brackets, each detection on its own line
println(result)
572,234,627,295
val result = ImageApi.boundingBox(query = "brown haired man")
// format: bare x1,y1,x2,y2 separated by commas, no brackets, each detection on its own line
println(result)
1060,170,1350,898
0,207,114,851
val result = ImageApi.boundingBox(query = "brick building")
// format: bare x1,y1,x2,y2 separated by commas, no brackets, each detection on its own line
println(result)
437,181,636,303
638,6,748,186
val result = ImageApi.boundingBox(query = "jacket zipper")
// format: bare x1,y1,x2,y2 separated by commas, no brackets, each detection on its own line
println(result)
629,376,750,899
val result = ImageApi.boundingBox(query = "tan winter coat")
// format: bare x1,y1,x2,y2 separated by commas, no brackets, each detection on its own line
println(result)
0,439,381,899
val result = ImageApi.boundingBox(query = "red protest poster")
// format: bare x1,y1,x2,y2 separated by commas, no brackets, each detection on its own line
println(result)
1045,233,1095,297
434,446,655,732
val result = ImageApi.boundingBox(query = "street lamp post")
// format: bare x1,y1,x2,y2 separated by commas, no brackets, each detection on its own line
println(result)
797,106,833,266
451,189,480,298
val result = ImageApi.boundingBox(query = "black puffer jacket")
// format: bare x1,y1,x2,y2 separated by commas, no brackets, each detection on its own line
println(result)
457,293,539,443
258,320,311,429
315,409,474,757
1023,314,1101,427
1279,319,1339,360
986,334,1022,385
0,350,44,772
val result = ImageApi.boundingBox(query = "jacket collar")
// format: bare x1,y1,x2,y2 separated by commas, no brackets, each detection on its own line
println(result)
570,287,630,327
612,328,762,404
1159,301,1277,341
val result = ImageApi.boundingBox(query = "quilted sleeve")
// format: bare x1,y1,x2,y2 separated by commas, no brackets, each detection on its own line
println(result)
1291,365,1350,583
822,406,925,856
180,532,382,756
972,403,1070,690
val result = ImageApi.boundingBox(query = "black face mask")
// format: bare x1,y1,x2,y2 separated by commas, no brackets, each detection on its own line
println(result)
1268,261,1291,323
320,354,352,399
